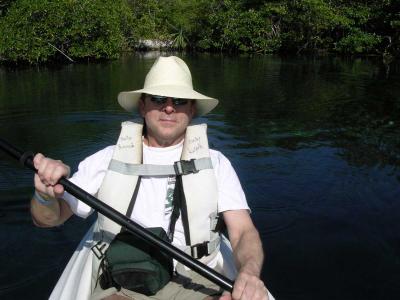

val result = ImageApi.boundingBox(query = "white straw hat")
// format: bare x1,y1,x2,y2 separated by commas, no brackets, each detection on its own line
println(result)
118,56,218,117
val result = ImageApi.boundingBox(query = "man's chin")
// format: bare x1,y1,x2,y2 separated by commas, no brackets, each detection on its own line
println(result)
154,132,183,146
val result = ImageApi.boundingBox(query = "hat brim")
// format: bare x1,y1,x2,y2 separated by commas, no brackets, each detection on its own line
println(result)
118,85,218,117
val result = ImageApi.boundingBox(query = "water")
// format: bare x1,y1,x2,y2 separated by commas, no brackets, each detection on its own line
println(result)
0,53,399,299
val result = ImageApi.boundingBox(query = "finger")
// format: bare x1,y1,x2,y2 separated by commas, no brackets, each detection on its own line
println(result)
37,157,51,182
41,181,53,197
42,159,60,185
33,153,44,170
58,160,71,177
241,282,256,300
232,278,246,300
44,184,57,198
245,276,265,300
34,174,48,194
41,158,65,186
219,293,232,300
49,162,68,186
53,184,65,196
34,174,56,198
251,283,268,300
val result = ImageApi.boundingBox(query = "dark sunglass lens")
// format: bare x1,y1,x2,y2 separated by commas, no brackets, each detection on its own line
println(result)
150,95,188,106
150,95,167,104
173,99,188,106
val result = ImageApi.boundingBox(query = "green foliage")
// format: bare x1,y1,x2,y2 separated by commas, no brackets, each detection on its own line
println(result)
0,0,15,16
193,0,281,53
171,28,188,50
0,0,133,63
0,0,399,63
280,0,349,52
127,0,167,41
335,29,382,54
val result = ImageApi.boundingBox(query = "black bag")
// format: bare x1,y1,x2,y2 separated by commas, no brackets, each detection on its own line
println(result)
99,227,173,295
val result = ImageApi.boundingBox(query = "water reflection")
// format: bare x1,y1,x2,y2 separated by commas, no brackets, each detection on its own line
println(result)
203,55,400,174
0,53,399,299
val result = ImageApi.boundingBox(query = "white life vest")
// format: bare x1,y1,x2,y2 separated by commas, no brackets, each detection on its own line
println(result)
91,119,220,285
50,120,277,300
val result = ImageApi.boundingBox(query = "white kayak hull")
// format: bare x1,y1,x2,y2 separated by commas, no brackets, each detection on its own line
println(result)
50,224,274,300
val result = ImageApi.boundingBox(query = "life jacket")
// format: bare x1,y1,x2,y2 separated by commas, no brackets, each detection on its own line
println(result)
90,119,221,286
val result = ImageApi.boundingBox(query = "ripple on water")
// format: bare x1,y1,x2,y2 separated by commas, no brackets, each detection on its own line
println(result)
0,108,34,121
251,206,299,236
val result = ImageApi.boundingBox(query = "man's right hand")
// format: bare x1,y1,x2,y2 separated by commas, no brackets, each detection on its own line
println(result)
33,153,71,198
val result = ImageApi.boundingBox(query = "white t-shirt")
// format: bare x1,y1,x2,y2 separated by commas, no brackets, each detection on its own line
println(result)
63,141,249,266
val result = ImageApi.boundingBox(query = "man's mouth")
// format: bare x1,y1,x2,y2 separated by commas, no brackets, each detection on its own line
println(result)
159,118,176,123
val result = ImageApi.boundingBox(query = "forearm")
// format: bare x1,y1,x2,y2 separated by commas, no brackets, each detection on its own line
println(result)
231,227,264,276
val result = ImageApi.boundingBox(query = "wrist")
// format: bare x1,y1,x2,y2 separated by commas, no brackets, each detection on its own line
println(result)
240,261,262,277
34,190,56,206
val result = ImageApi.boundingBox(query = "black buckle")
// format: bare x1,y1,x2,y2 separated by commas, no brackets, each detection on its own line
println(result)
191,241,209,259
174,159,198,175
91,241,107,259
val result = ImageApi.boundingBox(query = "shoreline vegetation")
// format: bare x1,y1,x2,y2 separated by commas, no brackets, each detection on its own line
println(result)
0,0,399,65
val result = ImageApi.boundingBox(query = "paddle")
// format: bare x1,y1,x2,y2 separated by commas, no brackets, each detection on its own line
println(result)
0,137,234,292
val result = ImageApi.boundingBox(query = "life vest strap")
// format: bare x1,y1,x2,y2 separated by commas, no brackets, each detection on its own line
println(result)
91,240,107,260
108,157,213,176
187,235,220,259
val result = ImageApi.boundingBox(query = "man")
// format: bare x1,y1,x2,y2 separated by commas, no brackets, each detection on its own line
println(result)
31,56,270,300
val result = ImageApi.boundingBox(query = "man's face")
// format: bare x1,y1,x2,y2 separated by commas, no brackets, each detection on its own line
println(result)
139,94,196,147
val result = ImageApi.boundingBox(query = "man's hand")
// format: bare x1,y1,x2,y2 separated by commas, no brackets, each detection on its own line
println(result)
230,266,269,299
217,266,268,300
33,153,70,198
31,153,73,227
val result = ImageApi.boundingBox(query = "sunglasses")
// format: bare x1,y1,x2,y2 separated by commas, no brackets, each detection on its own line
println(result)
148,95,189,106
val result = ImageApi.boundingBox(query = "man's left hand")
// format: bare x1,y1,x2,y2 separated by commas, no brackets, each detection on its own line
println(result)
227,269,269,300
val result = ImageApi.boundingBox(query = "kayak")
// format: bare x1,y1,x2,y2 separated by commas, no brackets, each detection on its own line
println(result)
50,223,275,300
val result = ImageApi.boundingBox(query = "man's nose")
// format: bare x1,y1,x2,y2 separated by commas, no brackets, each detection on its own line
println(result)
162,98,176,113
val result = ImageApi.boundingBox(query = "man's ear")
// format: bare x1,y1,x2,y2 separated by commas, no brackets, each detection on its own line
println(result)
139,98,145,117
191,100,197,118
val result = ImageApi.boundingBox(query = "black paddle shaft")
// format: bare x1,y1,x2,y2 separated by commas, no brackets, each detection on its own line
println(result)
0,137,234,292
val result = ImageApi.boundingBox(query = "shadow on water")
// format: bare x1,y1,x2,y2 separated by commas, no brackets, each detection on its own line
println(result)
0,53,400,299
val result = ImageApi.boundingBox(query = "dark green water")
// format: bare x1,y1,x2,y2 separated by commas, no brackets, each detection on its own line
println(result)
0,53,399,299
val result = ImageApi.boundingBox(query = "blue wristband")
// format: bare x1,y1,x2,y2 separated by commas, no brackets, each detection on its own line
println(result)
34,191,54,206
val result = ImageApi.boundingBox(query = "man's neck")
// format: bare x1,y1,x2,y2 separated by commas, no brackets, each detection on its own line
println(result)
143,136,184,148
